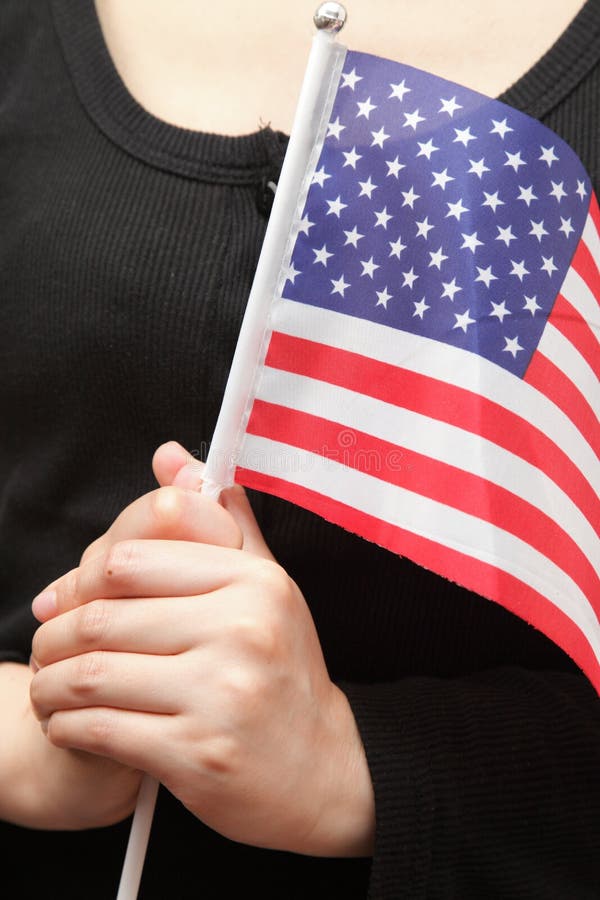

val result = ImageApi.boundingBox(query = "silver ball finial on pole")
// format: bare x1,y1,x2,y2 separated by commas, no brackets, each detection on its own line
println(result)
313,2,347,33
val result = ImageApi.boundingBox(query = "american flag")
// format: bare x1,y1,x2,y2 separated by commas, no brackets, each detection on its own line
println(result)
234,51,600,691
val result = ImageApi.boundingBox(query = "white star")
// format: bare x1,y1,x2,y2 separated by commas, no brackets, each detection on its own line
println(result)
441,277,461,301
446,198,469,220
475,265,497,287
467,158,490,179
529,219,548,242
490,118,513,139
375,286,393,308
496,224,517,246
330,275,350,297
356,96,377,119
374,207,393,229
413,297,430,318
558,217,575,238
326,195,347,218
343,226,364,248
490,300,511,322
504,150,526,172
360,256,380,278
439,96,462,117
312,166,331,187
371,126,390,148
428,247,448,269
386,156,405,178
540,255,558,276
460,231,483,252
341,68,362,90
539,146,559,167
297,215,314,235
388,235,407,259
482,190,504,212
313,244,333,267
576,180,588,200
285,263,301,285
358,177,377,199
549,180,567,202
403,109,426,130
503,336,524,358
389,79,411,101
453,126,477,146
327,117,345,140
523,295,541,315
417,138,439,160
454,309,476,332
402,267,419,289
431,168,454,190
342,146,362,169
401,186,420,209
509,259,530,281
415,216,434,239
516,185,538,206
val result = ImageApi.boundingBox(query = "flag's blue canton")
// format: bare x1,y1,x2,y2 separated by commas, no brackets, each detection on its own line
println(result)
283,51,592,377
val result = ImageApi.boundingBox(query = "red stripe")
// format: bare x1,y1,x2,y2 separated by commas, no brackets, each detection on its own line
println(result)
236,466,600,695
247,399,600,608
525,351,599,459
549,294,600,381
572,239,600,302
265,332,600,533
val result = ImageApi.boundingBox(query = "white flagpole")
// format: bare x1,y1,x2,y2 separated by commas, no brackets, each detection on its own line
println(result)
201,8,347,500
115,6,347,899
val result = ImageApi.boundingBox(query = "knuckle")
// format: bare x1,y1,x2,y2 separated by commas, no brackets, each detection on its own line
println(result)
28,673,44,715
103,540,140,587
197,734,241,777
76,600,111,648
249,559,291,604
149,486,183,533
231,614,280,661
223,664,269,714
85,709,117,754
73,651,106,696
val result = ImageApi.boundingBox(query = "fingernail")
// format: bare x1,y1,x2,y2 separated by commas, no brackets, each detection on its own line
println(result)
40,719,49,735
32,590,57,622
29,655,40,673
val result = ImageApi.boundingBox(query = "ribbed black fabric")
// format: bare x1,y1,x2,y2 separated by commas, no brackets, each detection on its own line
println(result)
0,1,599,897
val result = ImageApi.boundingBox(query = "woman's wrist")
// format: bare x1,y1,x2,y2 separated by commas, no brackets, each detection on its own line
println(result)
297,683,375,858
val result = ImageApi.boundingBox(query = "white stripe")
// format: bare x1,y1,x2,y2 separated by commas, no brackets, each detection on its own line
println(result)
239,433,600,660
538,324,600,421
560,265,600,343
256,365,600,576
583,212,600,268
271,299,600,494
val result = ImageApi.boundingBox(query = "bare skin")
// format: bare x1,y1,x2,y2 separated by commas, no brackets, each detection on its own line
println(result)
94,0,586,135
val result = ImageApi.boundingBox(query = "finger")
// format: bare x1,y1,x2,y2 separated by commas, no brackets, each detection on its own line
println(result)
43,540,255,616
151,440,193,487
32,596,204,665
45,707,179,780
80,486,243,566
30,651,181,720
220,484,275,561
152,441,274,559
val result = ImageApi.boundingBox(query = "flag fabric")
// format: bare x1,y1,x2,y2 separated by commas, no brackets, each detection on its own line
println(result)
233,51,600,691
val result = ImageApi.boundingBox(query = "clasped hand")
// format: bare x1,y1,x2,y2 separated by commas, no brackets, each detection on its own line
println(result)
29,442,374,856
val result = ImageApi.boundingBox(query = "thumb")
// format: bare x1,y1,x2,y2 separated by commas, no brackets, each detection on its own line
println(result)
219,484,275,561
153,441,274,560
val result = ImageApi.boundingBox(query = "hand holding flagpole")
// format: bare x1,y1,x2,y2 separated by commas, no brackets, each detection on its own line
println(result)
115,6,347,898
